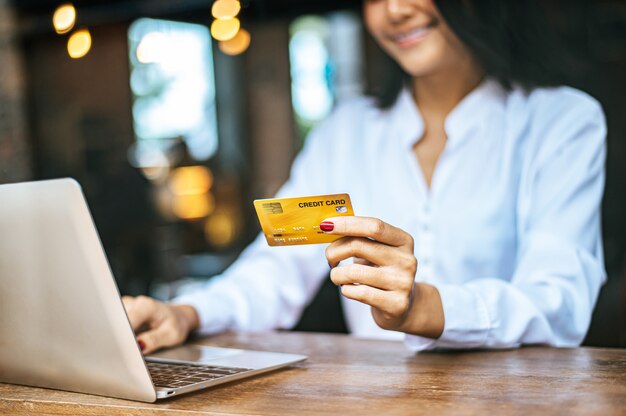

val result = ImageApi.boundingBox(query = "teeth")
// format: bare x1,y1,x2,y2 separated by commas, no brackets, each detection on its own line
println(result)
395,27,429,42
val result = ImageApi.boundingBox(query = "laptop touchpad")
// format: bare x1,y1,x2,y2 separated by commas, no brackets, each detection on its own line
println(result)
147,345,244,364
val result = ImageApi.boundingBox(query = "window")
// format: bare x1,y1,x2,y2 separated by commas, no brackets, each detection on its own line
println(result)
289,11,363,142
128,18,218,174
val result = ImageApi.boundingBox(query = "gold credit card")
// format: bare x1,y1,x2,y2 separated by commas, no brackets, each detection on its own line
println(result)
254,193,354,246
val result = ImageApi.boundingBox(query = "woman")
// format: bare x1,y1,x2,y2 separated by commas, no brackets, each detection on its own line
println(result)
124,0,606,353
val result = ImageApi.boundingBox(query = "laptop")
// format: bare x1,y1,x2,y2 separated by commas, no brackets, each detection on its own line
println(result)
0,178,306,402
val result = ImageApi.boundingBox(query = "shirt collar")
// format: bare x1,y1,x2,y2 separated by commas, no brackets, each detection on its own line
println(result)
390,78,506,150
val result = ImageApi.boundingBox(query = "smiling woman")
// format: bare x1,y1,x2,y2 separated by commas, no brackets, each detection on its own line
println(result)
364,0,474,78
123,0,608,355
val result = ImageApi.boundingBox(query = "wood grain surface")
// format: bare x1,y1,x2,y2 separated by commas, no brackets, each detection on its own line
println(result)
1,331,625,415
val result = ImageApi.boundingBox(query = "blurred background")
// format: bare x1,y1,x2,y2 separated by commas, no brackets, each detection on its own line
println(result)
0,0,624,346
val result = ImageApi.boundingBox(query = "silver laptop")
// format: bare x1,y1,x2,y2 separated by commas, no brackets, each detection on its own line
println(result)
0,178,306,402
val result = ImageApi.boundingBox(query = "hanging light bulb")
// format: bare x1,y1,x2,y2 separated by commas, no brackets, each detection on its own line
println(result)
219,28,250,55
53,3,76,34
211,17,240,41
67,28,92,59
212,0,241,20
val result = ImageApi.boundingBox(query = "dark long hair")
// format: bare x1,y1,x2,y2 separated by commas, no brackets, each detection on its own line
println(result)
374,0,591,108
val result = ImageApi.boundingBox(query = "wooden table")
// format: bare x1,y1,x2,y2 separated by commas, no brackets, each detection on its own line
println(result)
1,332,625,415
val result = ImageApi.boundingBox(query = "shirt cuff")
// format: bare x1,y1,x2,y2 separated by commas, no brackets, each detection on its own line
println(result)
404,334,438,351
405,283,491,351
171,288,235,336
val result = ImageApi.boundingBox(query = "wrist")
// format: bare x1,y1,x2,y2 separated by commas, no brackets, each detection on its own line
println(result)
402,282,444,339
174,304,200,333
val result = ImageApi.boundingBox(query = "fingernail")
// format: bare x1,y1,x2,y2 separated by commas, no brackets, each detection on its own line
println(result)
138,339,145,352
320,221,334,232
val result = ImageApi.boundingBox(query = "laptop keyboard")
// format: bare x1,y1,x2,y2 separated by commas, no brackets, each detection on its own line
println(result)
146,361,252,389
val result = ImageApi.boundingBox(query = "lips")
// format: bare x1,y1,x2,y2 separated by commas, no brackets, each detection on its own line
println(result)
389,21,437,47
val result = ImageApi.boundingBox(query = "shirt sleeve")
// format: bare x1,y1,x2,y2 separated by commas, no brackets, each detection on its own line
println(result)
407,95,607,351
171,115,338,335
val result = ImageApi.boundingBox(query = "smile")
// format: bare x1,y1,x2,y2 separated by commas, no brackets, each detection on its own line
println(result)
390,23,436,47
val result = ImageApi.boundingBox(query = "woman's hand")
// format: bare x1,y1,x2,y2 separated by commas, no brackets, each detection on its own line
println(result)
122,295,199,354
323,216,444,338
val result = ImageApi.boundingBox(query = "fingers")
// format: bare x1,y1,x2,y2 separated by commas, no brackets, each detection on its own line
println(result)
137,321,185,355
322,218,418,332
340,284,411,318
330,263,413,292
123,297,196,354
326,236,418,269
353,257,374,266
322,216,413,248
123,295,160,332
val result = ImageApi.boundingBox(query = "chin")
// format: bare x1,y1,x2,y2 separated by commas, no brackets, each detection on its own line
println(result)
394,49,449,78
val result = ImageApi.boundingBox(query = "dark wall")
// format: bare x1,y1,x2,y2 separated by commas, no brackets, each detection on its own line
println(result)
25,24,134,178
576,1,626,347
24,24,158,295
0,0,32,182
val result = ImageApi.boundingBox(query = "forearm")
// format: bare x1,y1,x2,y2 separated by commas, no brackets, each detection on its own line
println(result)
406,256,603,352
174,234,329,334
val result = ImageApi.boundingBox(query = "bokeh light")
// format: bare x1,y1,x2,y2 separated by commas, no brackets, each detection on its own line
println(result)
67,29,92,59
218,29,251,55
289,19,333,123
135,32,168,64
140,166,170,182
211,17,240,41
128,19,219,162
169,166,213,196
53,3,76,34
169,166,215,220
172,193,215,220
127,142,171,182
205,211,238,247
212,0,241,20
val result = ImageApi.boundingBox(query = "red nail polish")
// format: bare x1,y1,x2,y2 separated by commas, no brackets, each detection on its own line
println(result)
138,339,145,352
320,221,334,232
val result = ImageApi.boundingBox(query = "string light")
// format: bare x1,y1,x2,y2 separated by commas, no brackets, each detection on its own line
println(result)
211,17,240,41
53,3,76,34
210,0,249,47
218,28,250,55
67,29,92,59
212,0,241,20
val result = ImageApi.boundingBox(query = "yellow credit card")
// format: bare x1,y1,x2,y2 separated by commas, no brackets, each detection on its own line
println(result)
254,193,354,246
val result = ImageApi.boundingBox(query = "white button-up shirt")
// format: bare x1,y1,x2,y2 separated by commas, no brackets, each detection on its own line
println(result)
174,79,607,350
